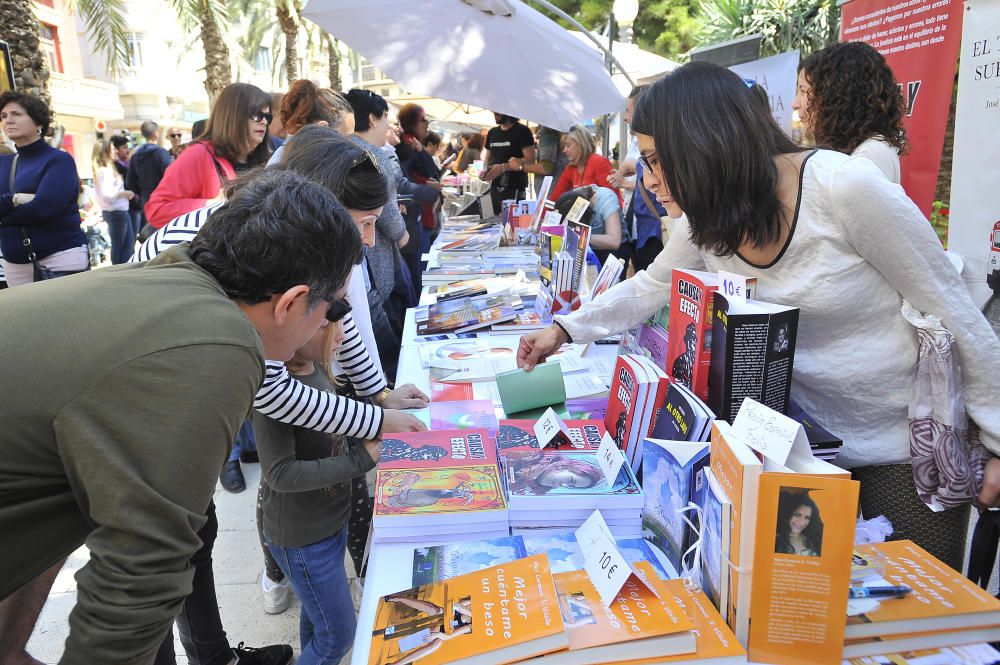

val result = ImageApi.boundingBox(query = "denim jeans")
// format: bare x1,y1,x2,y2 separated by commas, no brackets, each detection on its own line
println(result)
267,526,356,665
103,209,136,264
228,417,256,463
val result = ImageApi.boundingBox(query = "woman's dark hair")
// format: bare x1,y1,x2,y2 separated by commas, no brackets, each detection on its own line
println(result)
774,492,824,556
422,131,442,149
191,119,207,140
278,125,389,211
553,186,597,226
632,62,805,257
397,103,425,135
191,169,362,306
346,89,389,132
799,42,908,155
0,91,53,136
200,82,272,166
466,133,484,151
279,79,352,135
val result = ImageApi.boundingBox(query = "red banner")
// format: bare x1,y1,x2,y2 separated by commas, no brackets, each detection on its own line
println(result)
840,0,963,218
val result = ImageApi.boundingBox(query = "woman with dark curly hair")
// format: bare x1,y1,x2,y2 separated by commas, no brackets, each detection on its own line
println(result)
792,41,908,183
774,492,823,557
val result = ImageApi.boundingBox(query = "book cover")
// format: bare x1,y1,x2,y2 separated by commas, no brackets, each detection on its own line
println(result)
650,381,713,442
666,269,719,401
843,626,1000,659
641,438,711,574
411,536,528,586
564,397,609,421
747,473,859,665
430,381,475,402
417,294,520,335
708,292,800,422
519,532,669,578
429,400,498,436
496,419,605,455
380,429,497,470
566,219,592,296
421,339,518,368
604,354,655,471
708,421,763,643
369,554,567,665
504,449,642,500
373,466,507,520
846,540,1000,639
546,567,696,664
637,323,670,372
845,644,1000,665
697,468,732,618
428,280,489,302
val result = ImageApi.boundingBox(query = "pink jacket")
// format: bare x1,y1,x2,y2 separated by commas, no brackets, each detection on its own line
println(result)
144,142,235,228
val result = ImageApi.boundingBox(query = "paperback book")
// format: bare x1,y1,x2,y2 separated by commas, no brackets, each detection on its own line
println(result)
666,269,719,401
429,400,498,436
380,429,497,470
520,531,669,578
496,419,605,455
696,468,732,618
604,354,657,471
373,466,507,523
411,535,528,586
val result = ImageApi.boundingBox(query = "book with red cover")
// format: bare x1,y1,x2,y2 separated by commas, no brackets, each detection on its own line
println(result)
380,429,497,470
604,354,656,471
496,419,606,455
666,269,719,401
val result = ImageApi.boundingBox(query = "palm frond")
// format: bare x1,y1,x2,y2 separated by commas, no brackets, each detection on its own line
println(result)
69,0,130,77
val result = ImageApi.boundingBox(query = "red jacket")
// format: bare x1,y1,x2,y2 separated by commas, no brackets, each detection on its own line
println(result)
549,153,622,208
144,142,235,228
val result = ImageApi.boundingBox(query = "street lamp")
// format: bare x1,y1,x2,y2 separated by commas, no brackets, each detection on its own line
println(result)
613,0,639,43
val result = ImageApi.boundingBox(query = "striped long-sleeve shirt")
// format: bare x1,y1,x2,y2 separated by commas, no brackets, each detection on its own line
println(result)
132,204,387,439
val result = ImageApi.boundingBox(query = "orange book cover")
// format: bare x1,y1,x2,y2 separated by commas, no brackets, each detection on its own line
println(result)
747,472,859,665
708,421,762,644
368,553,567,665
843,624,1000,658
545,565,696,663
846,540,1000,639
373,466,507,520
616,569,747,665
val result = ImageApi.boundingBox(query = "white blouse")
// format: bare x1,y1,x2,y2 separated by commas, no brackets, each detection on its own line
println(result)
852,137,901,184
557,149,1000,468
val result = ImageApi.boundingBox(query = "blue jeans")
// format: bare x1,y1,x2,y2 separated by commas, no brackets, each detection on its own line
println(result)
103,209,136,264
267,526,355,664
228,417,256,463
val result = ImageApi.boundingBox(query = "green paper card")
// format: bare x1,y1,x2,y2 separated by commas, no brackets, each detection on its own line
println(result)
495,362,567,415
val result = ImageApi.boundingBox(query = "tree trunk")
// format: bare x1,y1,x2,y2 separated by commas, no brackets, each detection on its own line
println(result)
276,2,299,85
0,0,51,106
325,34,341,91
199,0,231,104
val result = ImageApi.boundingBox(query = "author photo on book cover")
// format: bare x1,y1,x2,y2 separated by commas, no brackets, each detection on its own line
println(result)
775,489,824,557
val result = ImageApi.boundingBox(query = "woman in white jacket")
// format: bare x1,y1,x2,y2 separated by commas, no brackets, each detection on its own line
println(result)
92,139,136,263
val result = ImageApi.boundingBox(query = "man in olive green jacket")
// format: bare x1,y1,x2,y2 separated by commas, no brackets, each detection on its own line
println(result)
0,169,362,665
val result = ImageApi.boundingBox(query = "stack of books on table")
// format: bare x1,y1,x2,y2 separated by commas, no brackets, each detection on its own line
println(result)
372,429,509,544
490,293,553,333
502,449,644,538
496,418,606,456
414,293,523,335
788,400,844,462
604,353,671,472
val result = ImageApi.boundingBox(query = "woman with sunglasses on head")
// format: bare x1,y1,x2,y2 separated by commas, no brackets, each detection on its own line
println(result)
517,62,1000,571
145,82,272,229
266,79,355,166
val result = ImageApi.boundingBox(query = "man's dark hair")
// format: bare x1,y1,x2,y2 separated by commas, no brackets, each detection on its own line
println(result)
422,131,441,149
632,62,805,257
0,91,53,136
140,120,159,140
553,186,597,227
190,169,362,306
346,89,389,132
192,119,207,139
278,125,389,211
110,134,129,149
628,84,649,100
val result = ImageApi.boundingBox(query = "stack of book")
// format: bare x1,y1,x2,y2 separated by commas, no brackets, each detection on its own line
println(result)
496,418,606,457
650,379,715,443
489,293,553,333
502,449,644,538
604,354,670,471
666,268,720,401
788,400,844,462
372,429,509,543
415,293,523,335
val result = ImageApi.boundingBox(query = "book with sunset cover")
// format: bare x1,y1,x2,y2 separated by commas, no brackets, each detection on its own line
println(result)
543,564,696,664
373,466,506,526
368,554,567,665
380,429,496,470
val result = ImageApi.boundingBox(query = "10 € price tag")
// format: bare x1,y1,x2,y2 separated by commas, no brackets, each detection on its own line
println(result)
533,407,572,449
575,511,635,606
718,270,757,302
596,433,626,484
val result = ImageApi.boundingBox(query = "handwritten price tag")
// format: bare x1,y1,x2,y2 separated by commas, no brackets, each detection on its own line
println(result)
731,398,810,466
576,510,657,606
533,407,572,449
596,433,626,485
718,270,757,302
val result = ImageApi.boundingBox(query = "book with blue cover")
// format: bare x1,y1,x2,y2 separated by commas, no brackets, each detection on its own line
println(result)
520,532,670,578
642,438,711,573
411,535,528,586
695,467,731,617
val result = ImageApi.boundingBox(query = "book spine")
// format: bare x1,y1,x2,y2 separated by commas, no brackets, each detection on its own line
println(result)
759,308,799,416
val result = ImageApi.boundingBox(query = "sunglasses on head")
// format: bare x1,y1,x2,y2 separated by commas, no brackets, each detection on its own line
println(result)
325,298,352,323
250,111,273,124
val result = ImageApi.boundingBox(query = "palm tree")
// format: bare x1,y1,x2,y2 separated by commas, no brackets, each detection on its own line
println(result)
324,33,341,91
274,0,302,84
697,0,839,58
171,0,232,102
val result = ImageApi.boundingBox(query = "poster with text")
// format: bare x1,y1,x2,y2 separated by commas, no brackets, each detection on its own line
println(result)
730,50,801,134
948,0,1000,307
841,0,964,218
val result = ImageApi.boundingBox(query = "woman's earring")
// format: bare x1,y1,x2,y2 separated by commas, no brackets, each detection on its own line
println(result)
37,128,42,136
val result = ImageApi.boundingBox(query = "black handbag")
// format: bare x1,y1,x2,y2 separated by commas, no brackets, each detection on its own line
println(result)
8,153,89,282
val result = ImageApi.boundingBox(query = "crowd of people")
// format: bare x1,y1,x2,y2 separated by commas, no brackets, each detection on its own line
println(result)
0,38,999,665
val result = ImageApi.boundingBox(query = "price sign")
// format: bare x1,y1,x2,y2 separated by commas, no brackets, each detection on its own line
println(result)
595,433,626,485
731,397,810,466
718,270,757,302
566,196,590,223
576,510,657,606
533,407,572,449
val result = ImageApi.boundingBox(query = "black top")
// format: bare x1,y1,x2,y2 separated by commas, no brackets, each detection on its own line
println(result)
485,122,535,190
126,143,173,206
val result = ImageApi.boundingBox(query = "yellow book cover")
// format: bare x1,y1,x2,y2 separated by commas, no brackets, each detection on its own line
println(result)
846,540,1000,639
545,565,696,664
747,472,859,665
708,421,762,644
373,466,507,520
368,553,567,665
613,571,747,665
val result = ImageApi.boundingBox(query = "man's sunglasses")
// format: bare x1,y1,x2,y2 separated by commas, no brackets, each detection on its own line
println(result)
326,298,352,323
250,111,273,124
168,133,182,138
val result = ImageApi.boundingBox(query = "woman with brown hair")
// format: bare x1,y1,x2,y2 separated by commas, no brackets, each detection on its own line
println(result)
549,124,621,207
267,80,354,165
145,82,272,228
792,41,908,183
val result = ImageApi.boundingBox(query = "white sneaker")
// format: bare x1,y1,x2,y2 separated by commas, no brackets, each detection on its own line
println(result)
261,569,291,615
